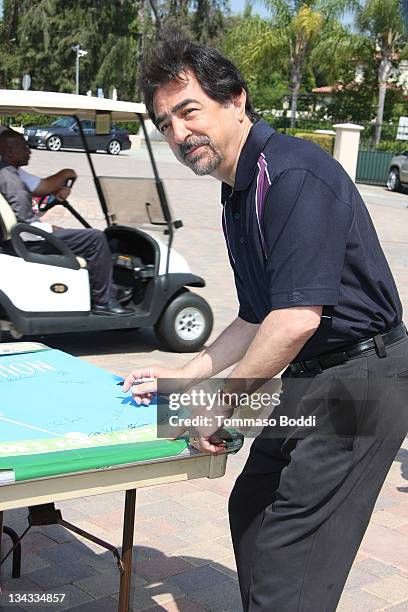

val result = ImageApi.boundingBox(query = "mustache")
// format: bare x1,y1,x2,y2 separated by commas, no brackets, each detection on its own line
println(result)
180,137,212,159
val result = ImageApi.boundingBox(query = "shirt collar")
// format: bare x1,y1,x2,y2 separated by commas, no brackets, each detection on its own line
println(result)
233,120,275,192
0,160,14,171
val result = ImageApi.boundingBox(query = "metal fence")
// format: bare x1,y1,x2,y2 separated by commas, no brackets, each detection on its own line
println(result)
251,113,408,186
261,115,408,152
261,115,335,134
356,150,395,186
359,122,408,151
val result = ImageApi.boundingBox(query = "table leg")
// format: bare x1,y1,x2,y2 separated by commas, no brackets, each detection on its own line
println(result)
118,489,137,612
0,511,3,592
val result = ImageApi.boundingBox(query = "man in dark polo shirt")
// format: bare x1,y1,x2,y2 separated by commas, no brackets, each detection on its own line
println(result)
123,35,408,611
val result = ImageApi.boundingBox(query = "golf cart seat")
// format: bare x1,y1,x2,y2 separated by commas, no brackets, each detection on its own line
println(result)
0,192,87,269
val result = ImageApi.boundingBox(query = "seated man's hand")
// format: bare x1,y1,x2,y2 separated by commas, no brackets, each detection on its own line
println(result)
55,186,70,201
54,187,71,202
36,169,77,199
62,168,77,181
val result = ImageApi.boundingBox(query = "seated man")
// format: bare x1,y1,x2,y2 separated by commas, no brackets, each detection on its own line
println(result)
0,128,132,316
0,126,75,211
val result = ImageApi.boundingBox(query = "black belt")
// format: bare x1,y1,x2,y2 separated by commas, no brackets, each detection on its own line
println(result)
289,323,407,376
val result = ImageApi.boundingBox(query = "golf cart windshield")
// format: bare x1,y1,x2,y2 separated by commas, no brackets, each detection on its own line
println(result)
98,176,170,228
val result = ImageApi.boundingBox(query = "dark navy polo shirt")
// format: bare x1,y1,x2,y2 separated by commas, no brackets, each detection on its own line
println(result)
221,120,403,360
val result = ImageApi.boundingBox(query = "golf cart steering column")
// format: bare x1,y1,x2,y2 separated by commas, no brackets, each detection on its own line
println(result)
37,177,91,229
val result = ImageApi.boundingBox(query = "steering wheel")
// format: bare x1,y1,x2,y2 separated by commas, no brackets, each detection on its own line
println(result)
37,194,58,213
37,175,77,213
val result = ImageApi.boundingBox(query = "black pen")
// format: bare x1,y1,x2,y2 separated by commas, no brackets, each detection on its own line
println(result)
117,377,156,386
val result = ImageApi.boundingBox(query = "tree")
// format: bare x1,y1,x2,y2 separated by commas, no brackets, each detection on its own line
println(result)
0,0,28,88
191,0,229,43
143,0,229,42
224,0,357,127
356,0,408,146
0,0,230,101
400,0,408,33
223,12,289,113
0,1,143,100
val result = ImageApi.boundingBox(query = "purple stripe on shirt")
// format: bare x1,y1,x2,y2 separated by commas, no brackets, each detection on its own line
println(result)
222,199,235,264
256,153,271,257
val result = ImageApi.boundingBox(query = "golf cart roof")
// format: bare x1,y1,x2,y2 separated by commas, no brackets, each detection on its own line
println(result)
0,90,146,121
0,90,179,232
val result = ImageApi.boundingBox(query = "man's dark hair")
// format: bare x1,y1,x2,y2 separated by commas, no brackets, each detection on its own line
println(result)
140,33,257,126
0,127,19,141
0,128,22,155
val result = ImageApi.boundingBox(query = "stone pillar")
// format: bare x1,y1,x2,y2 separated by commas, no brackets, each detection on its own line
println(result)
333,123,364,182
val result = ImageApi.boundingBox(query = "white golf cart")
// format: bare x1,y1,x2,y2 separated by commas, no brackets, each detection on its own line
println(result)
0,90,213,352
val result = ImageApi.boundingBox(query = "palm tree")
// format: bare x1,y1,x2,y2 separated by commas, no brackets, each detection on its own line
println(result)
265,1,324,127
356,0,407,146
225,1,357,128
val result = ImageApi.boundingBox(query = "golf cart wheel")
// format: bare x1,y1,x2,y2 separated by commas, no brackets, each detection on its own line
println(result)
155,291,213,352
387,168,402,192
107,139,121,155
46,135,62,151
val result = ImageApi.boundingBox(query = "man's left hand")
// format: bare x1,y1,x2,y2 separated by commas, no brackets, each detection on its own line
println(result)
189,435,227,454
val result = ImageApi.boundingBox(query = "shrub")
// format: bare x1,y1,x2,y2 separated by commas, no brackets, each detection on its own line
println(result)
294,132,334,155
374,140,407,153
11,114,55,127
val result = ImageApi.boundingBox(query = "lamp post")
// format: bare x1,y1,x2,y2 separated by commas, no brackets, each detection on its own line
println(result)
72,44,88,95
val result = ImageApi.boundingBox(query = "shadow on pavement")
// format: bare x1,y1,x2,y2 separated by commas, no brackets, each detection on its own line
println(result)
396,446,408,493
1,515,241,612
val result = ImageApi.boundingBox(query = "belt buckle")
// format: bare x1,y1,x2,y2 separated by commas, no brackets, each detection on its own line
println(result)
290,362,304,375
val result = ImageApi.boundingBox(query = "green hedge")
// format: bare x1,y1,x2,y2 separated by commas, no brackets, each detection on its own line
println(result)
294,132,334,155
373,140,408,153
2,114,54,127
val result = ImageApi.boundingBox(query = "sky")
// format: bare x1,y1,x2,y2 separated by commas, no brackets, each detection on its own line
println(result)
230,1,355,23
230,0,269,17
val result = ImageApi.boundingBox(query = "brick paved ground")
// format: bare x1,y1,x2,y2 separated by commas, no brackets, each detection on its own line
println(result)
1,145,407,611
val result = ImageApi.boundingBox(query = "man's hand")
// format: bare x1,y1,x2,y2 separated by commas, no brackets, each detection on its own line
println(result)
122,365,186,405
122,366,232,454
189,435,228,454
34,169,77,197
60,168,77,183
55,186,70,201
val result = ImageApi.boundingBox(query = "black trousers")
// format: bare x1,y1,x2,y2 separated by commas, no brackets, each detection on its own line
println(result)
53,228,113,305
229,336,408,612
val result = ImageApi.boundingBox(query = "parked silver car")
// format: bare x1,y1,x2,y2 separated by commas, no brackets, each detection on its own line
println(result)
387,151,408,191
